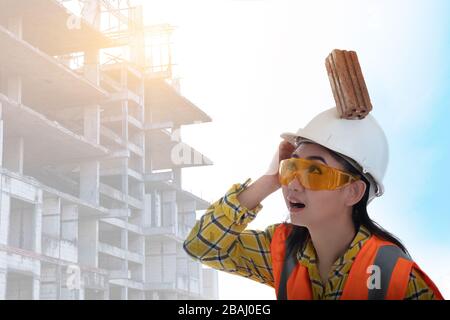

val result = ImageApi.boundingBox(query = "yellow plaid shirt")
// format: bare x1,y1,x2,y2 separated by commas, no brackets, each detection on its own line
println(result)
184,178,437,300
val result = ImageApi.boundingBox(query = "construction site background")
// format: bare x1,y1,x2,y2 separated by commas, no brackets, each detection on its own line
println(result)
0,0,218,300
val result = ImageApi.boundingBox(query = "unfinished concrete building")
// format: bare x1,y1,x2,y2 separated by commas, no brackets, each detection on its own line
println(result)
0,0,218,300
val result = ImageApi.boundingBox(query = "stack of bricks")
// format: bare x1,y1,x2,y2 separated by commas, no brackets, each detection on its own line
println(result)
325,49,373,119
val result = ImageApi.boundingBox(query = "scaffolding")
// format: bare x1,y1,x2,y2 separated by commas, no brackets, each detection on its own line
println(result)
55,1,175,79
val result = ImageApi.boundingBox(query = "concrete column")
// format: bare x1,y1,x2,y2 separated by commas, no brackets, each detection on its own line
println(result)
78,287,85,300
42,197,61,238
151,190,161,227
122,159,129,197
79,117,99,207
3,137,24,174
130,181,144,201
0,257,6,300
17,207,35,251
80,49,101,206
79,161,99,205
83,106,100,145
0,185,8,299
172,125,182,189
162,190,177,228
7,75,22,105
32,275,40,300
121,227,129,300
61,204,78,243
143,194,152,227
121,229,128,251
0,179,10,245
103,286,109,300
122,102,129,142
61,203,79,265
121,100,129,196
84,50,100,86
122,286,128,300
33,189,43,254
138,77,145,123
3,75,22,182
78,218,98,267
0,102,4,167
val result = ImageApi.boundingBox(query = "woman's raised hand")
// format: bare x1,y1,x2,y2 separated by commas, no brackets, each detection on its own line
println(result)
264,140,296,188
279,140,296,163
237,140,296,210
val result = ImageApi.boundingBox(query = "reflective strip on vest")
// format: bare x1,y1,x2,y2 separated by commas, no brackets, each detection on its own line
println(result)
368,245,411,299
276,224,302,300
277,236,298,300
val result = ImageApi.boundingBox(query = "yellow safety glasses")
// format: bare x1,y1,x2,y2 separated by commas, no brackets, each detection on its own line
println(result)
279,158,360,190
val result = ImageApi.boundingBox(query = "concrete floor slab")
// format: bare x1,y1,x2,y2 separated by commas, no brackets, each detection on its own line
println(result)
145,79,212,126
0,25,109,109
0,0,113,55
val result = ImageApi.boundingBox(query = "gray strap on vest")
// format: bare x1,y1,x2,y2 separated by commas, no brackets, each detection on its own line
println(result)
277,233,298,300
368,245,412,300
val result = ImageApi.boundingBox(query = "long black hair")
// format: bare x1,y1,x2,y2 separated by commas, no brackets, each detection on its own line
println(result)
285,143,408,260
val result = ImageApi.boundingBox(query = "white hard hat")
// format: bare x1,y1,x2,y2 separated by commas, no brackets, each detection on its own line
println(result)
280,107,389,203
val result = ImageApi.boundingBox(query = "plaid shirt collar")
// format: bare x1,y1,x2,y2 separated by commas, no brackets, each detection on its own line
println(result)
297,225,372,272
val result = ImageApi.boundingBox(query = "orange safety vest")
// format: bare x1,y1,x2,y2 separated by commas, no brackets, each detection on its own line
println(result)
271,223,444,300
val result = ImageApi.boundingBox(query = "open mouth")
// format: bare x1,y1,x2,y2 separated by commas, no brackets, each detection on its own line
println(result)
289,201,306,209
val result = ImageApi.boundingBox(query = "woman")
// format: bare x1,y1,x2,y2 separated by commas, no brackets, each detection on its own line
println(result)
183,108,444,300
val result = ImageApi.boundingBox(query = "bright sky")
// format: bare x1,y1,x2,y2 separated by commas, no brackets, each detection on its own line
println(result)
143,0,450,299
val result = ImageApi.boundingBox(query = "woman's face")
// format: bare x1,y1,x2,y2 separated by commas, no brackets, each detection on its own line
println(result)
281,143,356,228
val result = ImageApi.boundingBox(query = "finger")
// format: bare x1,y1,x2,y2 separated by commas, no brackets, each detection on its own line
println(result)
280,139,295,150
279,141,296,160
